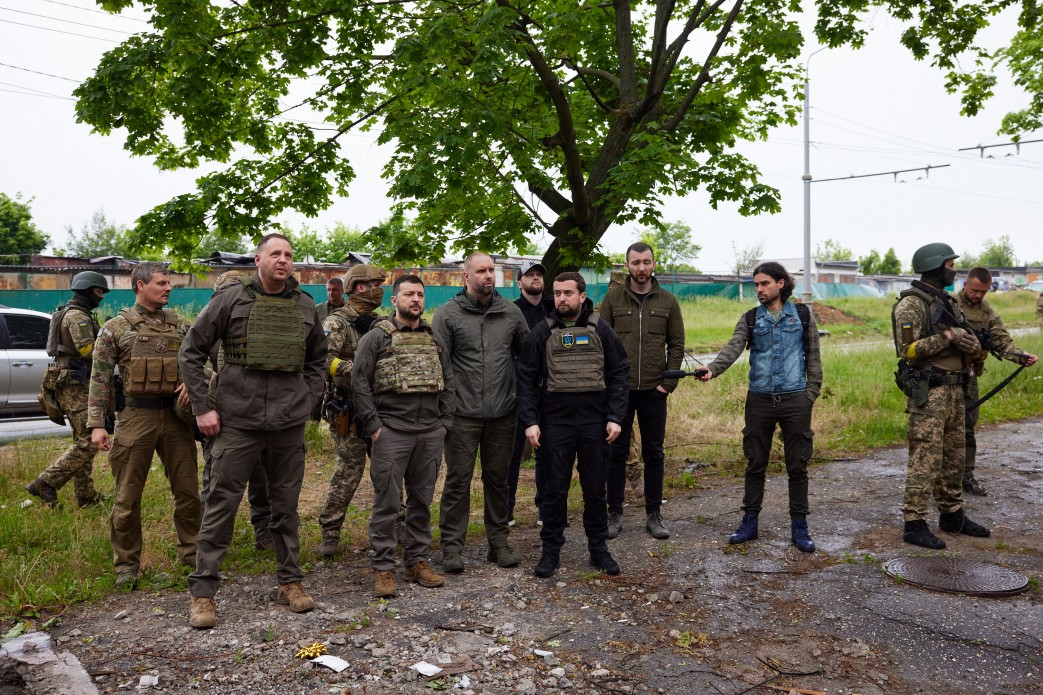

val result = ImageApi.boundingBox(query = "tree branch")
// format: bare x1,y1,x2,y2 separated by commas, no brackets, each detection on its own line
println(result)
526,182,572,215
614,0,638,104
564,59,617,113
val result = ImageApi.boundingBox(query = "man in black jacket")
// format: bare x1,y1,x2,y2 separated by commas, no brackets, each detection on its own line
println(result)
516,272,630,578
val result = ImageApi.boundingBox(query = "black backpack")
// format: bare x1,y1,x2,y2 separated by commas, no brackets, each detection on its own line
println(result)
744,303,811,356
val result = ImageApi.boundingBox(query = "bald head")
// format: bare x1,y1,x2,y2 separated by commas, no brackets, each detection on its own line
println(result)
462,252,496,304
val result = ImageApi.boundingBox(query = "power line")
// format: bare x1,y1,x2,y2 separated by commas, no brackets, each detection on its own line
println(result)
0,61,81,83
0,86,74,101
814,164,950,184
904,180,1043,207
0,79,71,98
0,5,133,34
36,0,149,23
0,17,119,41
958,139,1043,157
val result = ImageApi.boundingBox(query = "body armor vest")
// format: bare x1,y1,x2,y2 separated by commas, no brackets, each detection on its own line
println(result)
47,303,99,377
545,315,605,393
373,321,444,395
893,285,964,372
121,307,182,397
223,280,307,372
328,306,364,391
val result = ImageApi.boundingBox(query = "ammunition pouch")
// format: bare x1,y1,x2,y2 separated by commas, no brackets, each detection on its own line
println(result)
926,371,966,387
894,359,931,408
322,388,356,438
37,366,65,426
114,374,126,413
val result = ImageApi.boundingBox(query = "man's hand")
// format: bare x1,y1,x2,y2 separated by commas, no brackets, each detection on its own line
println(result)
371,427,382,443
698,368,714,382
525,425,540,449
91,427,111,452
175,382,191,409
605,421,621,443
656,385,669,394
196,410,221,438
1021,352,1038,367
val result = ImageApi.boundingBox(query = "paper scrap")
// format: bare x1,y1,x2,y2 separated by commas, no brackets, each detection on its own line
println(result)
312,655,349,672
533,649,553,657
137,674,159,689
411,661,443,677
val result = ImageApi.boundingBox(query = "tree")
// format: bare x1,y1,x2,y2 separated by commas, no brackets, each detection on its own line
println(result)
978,235,1017,267
878,247,902,275
0,193,49,263
195,229,251,256
815,238,854,262
732,240,764,301
638,221,701,276
858,249,880,275
58,209,133,258
75,2,1040,274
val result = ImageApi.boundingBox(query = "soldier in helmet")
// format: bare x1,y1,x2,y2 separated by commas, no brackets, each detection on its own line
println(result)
180,233,326,629
891,243,990,549
317,263,387,557
25,271,110,507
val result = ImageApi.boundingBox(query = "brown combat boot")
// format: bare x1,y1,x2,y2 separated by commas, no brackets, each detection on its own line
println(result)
318,537,339,557
404,560,445,588
25,478,58,505
188,597,216,629
373,570,397,597
276,582,316,613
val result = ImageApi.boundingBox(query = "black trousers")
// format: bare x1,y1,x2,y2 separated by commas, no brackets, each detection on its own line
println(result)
508,414,544,514
741,391,814,519
539,421,610,556
607,388,668,516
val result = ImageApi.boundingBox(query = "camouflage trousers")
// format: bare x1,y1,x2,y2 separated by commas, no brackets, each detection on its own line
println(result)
903,383,965,521
318,431,368,540
963,379,981,483
39,384,100,501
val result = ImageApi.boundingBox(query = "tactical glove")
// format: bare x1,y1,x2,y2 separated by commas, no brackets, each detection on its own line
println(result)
949,327,980,354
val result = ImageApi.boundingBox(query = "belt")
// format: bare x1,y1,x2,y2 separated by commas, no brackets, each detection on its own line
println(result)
928,372,965,387
126,397,177,409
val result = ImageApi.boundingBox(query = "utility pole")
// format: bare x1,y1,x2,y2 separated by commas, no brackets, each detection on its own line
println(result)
802,48,826,304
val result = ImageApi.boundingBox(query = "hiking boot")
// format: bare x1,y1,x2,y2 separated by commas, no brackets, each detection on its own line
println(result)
962,477,988,497
589,551,621,576
254,533,274,551
533,553,560,578
318,537,340,557
487,545,519,568
404,560,445,588
77,492,107,508
729,514,759,545
188,597,216,629
25,478,58,505
607,512,623,539
115,570,138,591
645,512,670,540
373,570,397,597
442,551,464,574
790,519,816,553
276,582,316,613
939,509,991,538
903,520,946,549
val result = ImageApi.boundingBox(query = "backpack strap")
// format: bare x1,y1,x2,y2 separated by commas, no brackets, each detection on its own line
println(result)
745,303,811,356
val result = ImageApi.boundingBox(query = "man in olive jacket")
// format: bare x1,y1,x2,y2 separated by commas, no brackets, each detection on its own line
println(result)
179,233,327,629
598,242,685,540
433,252,529,573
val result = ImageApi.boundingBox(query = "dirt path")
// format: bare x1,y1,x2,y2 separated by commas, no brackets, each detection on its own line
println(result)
42,419,1043,694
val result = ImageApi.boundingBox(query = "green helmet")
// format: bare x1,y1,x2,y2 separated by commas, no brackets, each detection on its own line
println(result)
70,271,110,292
344,264,386,288
911,243,959,274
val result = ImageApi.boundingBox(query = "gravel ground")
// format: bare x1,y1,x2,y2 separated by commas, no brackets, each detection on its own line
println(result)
38,419,1043,694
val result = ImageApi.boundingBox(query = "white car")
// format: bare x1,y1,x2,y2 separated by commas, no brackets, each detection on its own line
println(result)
0,306,53,416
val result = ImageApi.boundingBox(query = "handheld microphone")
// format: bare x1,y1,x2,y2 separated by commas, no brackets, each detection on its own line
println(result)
662,368,708,379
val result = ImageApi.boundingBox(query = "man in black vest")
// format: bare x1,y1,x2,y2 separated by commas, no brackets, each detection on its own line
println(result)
515,272,629,578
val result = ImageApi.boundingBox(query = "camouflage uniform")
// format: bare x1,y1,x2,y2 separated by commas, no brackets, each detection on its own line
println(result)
1037,292,1043,325
892,289,974,521
88,303,201,576
36,299,102,503
955,290,1030,488
318,305,374,544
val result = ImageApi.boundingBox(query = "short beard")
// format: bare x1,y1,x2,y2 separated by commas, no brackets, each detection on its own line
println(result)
522,285,542,298
557,305,580,321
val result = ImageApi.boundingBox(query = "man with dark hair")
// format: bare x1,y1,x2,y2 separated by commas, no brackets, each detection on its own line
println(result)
317,264,387,556
88,263,201,590
955,267,1037,496
516,272,629,578
599,241,685,540
434,252,528,573
26,271,110,508
699,261,822,552
891,243,989,549
352,274,455,597
317,277,345,323
180,232,327,628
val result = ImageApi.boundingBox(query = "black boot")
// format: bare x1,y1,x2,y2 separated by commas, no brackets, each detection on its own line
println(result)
939,509,991,537
534,553,560,578
903,520,946,549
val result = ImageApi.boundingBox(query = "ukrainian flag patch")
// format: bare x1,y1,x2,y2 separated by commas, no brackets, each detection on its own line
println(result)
575,335,589,346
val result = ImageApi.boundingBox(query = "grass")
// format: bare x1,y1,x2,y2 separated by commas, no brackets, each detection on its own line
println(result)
2,294,1041,619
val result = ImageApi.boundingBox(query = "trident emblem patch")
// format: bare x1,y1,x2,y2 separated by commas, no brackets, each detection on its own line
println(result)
561,332,575,348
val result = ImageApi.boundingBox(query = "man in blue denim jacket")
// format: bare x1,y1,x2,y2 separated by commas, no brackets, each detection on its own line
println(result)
699,262,823,552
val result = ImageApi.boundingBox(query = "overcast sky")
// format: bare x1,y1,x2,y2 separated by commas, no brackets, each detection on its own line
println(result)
2,2,1040,273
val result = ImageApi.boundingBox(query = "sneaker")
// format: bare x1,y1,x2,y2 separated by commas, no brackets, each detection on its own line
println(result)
962,478,988,497
939,509,991,538
607,512,623,540
533,553,560,578
507,515,516,527
536,511,544,527
77,492,107,508
254,533,274,551
728,514,759,545
373,570,397,597
903,520,946,549
442,551,464,574
404,560,445,588
188,596,216,629
25,478,58,505
115,570,138,591
276,582,316,613
645,512,670,540
318,537,339,557
487,545,519,568
790,519,815,553
589,551,621,576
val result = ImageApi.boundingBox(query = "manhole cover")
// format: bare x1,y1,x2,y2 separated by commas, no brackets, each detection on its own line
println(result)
882,557,1029,596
